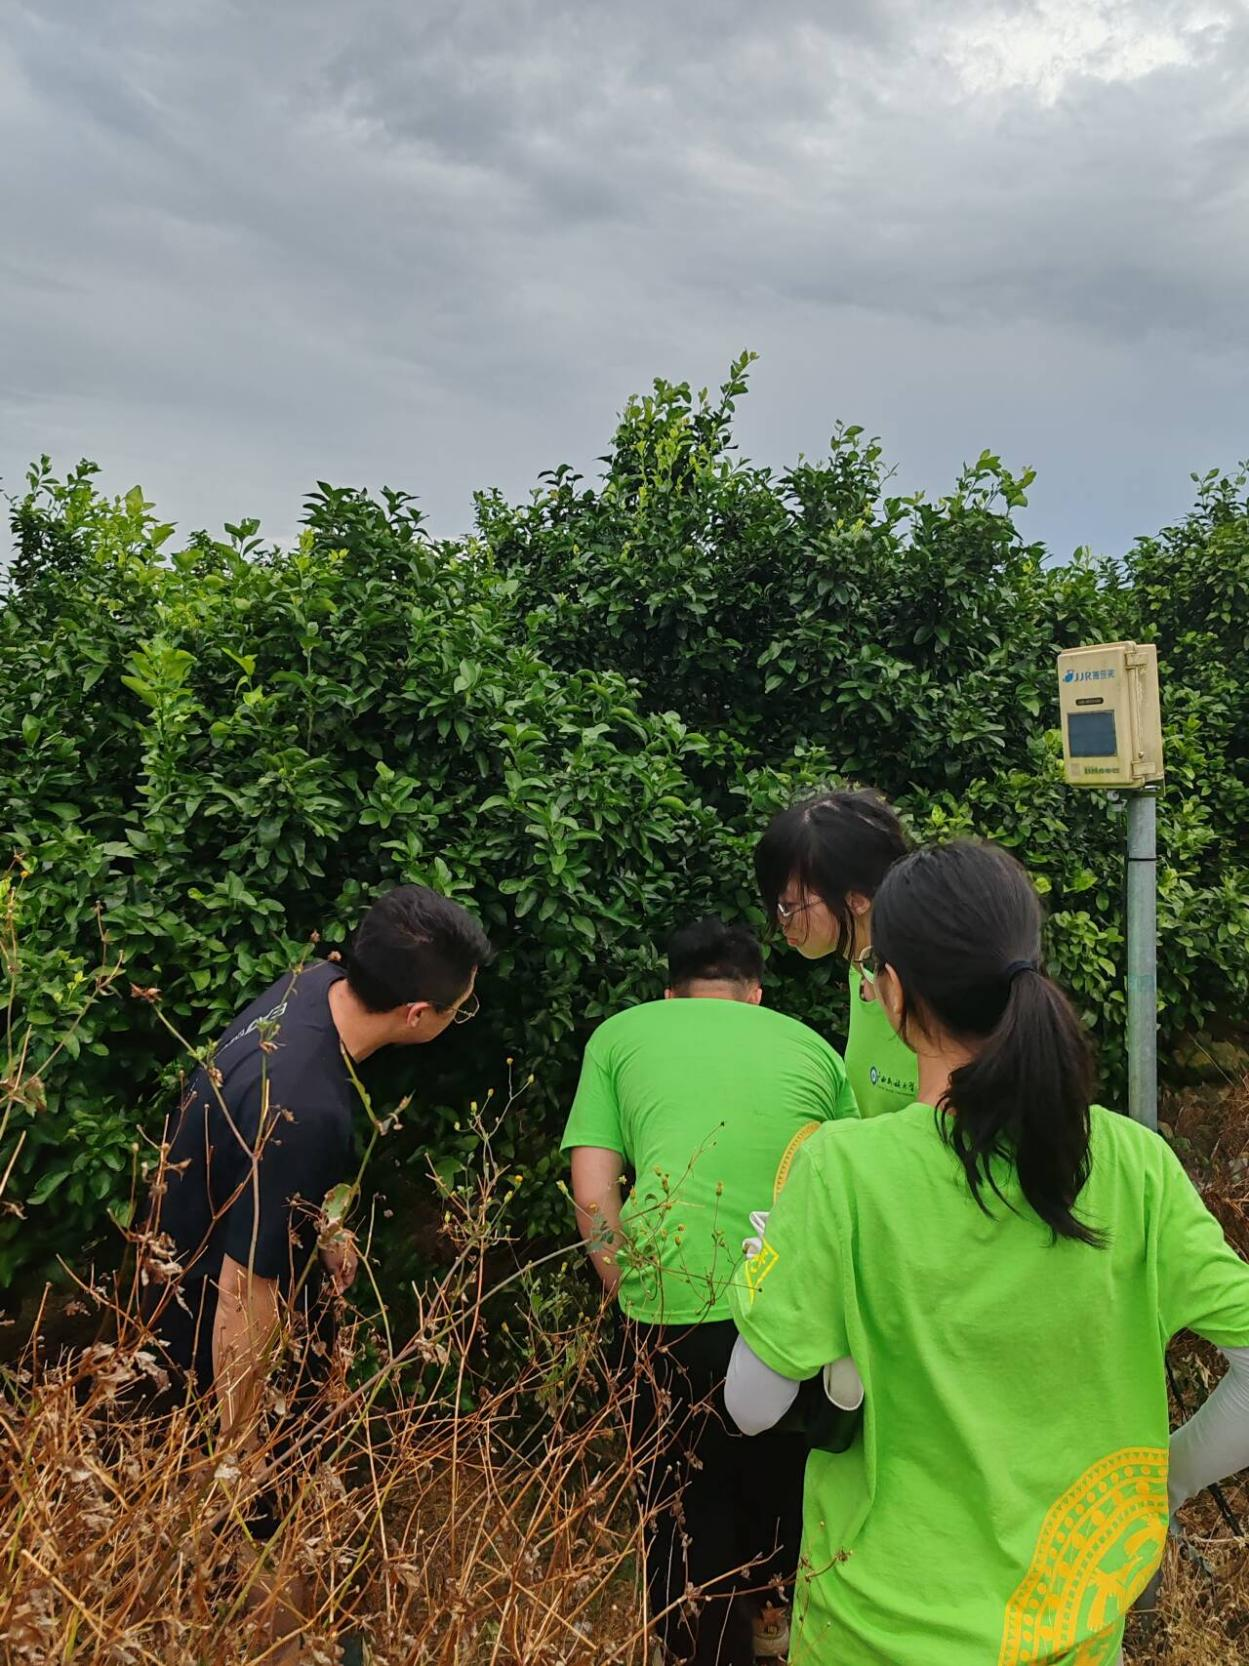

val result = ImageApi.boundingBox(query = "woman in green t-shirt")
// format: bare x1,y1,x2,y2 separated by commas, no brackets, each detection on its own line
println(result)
728,841,1249,1666
755,788,916,1116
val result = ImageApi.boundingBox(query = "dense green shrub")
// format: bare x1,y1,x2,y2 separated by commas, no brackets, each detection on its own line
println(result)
2,367,1247,1289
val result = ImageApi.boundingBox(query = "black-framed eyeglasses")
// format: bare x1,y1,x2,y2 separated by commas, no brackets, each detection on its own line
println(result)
452,991,481,1025
776,897,815,925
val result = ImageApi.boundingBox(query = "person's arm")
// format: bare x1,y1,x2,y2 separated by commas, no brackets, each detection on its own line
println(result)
1154,1140,1249,1513
729,1132,853,1388
726,1332,802,1434
1168,1346,1249,1514
319,1228,359,1294
561,1026,629,1295
570,1145,627,1297
318,1179,359,1295
214,1087,345,1437
212,1252,281,1443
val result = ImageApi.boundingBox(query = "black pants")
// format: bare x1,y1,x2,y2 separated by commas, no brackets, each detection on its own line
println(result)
616,1318,807,1666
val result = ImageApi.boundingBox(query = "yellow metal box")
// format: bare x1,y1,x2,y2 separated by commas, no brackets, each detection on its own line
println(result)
1056,641,1163,788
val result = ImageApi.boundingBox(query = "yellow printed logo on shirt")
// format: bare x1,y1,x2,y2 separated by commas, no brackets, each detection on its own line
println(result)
742,1238,780,1304
773,1122,821,1200
998,1446,1168,1665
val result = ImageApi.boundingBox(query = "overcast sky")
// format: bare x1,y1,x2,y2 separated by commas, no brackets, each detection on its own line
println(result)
2,0,1246,563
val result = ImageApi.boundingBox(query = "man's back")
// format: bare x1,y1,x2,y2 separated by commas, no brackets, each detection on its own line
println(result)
148,959,358,1382
562,997,857,1323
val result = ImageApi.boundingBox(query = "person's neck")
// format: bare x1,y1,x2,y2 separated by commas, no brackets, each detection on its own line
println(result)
913,1040,978,1109
328,977,394,1063
681,981,750,1002
851,913,872,959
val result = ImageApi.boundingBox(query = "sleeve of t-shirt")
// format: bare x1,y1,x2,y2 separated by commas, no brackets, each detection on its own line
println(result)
1156,1141,1249,1348
800,1031,860,1123
729,1134,851,1380
559,1028,626,1156
221,1098,343,1281
824,1044,861,1122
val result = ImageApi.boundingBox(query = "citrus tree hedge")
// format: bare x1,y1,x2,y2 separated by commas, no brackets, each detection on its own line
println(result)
2,359,1246,1289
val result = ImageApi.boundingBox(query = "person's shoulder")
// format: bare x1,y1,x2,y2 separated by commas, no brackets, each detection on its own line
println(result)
802,1101,907,1150
214,961,338,1055
828,1099,928,1136
751,1004,837,1049
652,998,833,1048
275,959,345,1026
1089,1104,1167,1163
213,973,289,1051
264,964,346,1050
587,1000,669,1040
289,958,345,995
1088,1105,1187,1201
265,972,356,1112
797,1100,932,1169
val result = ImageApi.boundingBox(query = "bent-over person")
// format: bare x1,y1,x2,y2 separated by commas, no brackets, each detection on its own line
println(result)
563,918,859,1666
142,884,490,1507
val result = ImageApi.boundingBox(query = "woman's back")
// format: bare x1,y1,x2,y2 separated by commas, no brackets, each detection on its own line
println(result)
732,1103,1249,1665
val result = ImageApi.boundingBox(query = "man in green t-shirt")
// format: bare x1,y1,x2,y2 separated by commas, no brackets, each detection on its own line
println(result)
563,917,859,1666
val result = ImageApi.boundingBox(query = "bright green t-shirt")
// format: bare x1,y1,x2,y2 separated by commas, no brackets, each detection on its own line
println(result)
561,997,859,1325
731,1103,1249,1666
845,963,917,1117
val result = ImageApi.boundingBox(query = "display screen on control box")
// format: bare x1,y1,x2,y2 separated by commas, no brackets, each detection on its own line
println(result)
1067,710,1118,758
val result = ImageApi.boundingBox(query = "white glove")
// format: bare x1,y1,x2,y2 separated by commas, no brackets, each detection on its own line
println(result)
742,1209,770,1260
822,1356,865,1411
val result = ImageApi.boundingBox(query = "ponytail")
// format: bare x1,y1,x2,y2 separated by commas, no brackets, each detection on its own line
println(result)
944,965,1101,1246
872,842,1102,1247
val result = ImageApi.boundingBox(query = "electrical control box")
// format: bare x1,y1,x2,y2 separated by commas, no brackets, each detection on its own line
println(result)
1057,642,1163,788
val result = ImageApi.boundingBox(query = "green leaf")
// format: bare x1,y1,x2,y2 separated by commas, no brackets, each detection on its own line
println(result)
28,1170,69,1207
120,675,157,707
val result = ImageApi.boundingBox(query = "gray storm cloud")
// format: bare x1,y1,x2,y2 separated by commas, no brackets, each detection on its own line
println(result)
1,0,1246,558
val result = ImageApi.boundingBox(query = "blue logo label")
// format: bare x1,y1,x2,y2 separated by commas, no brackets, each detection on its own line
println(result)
1063,668,1115,684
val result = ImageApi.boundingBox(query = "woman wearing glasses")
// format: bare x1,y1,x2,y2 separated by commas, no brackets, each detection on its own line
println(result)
728,841,1249,1665
755,788,915,1116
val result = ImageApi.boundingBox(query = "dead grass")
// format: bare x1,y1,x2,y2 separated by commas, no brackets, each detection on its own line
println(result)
0,1171,656,1664
0,895,659,1665
3,927,1248,1665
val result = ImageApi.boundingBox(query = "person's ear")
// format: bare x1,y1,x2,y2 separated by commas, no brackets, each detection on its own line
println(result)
403,1000,435,1033
864,963,893,1010
874,965,911,1039
747,983,764,1006
847,891,872,918
664,987,674,1000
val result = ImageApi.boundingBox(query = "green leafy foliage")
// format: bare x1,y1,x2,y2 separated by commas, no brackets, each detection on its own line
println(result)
2,371,1247,1290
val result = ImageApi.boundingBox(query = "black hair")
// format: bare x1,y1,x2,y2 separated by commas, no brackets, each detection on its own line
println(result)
754,788,909,959
667,917,764,991
871,841,1101,1247
344,885,493,1014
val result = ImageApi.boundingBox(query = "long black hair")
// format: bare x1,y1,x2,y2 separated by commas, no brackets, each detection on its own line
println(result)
755,788,909,958
871,841,1102,1247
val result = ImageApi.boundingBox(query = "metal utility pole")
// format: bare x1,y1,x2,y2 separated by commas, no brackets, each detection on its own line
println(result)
1124,788,1159,1131
1057,642,1164,1131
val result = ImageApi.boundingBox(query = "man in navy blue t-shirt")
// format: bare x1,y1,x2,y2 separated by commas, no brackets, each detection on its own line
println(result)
144,884,490,1445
